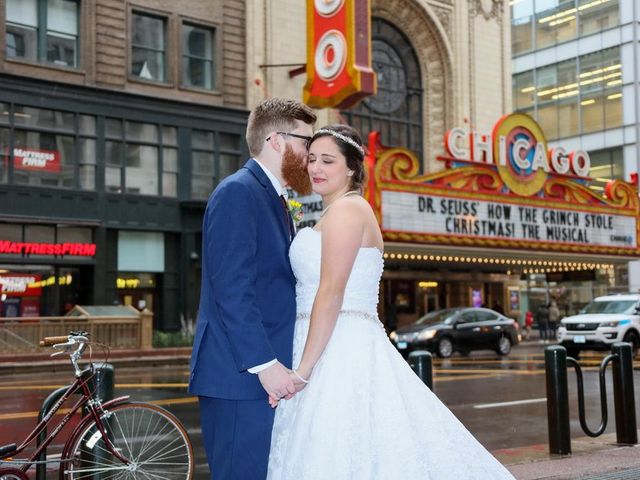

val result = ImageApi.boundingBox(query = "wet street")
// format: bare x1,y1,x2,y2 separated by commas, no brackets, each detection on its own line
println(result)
1,342,638,479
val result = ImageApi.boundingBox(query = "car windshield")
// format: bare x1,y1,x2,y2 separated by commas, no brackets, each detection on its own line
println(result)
582,300,637,314
415,309,460,325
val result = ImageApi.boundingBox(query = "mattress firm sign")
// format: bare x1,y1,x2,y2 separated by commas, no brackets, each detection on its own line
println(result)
381,191,637,248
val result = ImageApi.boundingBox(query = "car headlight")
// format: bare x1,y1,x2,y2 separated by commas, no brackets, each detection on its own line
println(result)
389,331,397,341
417,329,436,341
599,320,619,328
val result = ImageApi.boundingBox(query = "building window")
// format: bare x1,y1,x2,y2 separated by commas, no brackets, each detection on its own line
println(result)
191,130,242,200
182,23,215,90
589,147,623,191
6,0,79,67
535,0,576,50
578,0,619,36
131,12,166,82
511,0,620,55
341,18,423,160
106,119,168,196
191,130,214,200
105,121,178,197
511,1,533,55
589,147,623,180
162,126,178,197
0,105,95,189
512,46,622,139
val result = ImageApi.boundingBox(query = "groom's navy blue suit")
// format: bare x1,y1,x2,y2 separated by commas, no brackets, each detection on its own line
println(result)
189,159,296,479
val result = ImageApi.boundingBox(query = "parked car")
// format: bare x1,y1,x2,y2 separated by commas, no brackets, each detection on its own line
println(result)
557,294,640,359
389,307,521,358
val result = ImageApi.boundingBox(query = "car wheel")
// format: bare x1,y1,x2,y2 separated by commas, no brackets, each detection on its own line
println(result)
437,337,454,358
496,336,512,356
622,330,639,358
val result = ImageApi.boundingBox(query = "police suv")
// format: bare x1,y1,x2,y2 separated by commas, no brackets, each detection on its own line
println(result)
557,294,640,358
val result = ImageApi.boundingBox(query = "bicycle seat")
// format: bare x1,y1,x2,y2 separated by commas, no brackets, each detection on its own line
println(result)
0,443,16,457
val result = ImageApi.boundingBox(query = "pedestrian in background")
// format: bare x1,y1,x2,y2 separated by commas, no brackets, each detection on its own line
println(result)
548,301,560,341
535,303,550,343
524,310,534,340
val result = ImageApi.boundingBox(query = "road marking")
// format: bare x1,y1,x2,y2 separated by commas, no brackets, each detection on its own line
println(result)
149,397,198,406
473,398,547,409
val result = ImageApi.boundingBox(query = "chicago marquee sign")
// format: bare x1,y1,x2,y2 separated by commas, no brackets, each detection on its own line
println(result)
368,113,639,256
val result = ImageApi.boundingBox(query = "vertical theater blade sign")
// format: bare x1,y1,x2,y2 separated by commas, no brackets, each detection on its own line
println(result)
304,0,376,108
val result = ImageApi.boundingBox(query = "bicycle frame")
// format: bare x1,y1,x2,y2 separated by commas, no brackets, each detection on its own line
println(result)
0,367,131,473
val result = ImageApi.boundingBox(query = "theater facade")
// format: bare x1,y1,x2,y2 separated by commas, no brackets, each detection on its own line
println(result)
297,113,639,327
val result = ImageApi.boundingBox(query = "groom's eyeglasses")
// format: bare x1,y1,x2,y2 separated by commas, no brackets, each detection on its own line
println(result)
266,132,312,151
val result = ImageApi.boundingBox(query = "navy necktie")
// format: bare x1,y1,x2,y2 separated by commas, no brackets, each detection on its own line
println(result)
280,195,295,239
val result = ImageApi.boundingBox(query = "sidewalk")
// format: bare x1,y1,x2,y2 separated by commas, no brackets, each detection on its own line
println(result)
497,433,640,479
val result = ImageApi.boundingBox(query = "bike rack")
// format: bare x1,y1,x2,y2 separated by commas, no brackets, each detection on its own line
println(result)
35,363,115,480
409,350,433,391
545,343,637,455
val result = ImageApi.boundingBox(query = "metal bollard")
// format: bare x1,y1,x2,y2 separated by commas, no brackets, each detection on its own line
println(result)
545,345,571,455
611,343,637,445
80,363,116,480
409,350,433,391
36,387,69,480
88,362,115,403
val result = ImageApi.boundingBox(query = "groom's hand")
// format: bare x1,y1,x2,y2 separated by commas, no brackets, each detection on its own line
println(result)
258,362,296,406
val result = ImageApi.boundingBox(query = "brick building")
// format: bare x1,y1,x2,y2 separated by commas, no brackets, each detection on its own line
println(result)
0,0,250,330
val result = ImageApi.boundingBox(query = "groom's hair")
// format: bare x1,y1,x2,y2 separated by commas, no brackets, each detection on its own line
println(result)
246,98,317,157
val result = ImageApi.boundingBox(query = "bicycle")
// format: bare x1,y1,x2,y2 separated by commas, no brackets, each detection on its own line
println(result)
0,331,194,480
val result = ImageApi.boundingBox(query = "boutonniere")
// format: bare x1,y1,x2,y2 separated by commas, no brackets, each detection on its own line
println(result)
287,199,304,225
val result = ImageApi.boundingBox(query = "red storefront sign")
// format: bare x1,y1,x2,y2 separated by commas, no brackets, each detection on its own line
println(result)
12,147,61,172
0,273,42,297
304,0,376,108
0,241,96,257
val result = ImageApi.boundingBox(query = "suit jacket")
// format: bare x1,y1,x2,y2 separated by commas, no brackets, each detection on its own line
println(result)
189,159,297,400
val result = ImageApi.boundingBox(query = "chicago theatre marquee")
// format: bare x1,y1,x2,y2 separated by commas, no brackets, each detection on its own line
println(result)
298,113,639,326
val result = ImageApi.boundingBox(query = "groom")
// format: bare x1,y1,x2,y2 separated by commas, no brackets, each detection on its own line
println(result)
189,98,316,479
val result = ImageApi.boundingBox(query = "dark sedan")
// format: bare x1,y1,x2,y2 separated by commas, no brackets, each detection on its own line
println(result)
390,307,521,358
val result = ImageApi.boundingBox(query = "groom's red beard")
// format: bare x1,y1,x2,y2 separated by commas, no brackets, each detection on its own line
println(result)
281,144,312,196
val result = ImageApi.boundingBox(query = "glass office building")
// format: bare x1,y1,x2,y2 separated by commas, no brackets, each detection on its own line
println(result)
511,0,640,293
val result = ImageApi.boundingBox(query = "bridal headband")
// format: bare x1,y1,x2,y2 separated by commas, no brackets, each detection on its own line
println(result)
314,129,365,157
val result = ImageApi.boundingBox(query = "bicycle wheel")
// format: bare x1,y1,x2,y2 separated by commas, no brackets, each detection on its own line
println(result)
63,402,193,480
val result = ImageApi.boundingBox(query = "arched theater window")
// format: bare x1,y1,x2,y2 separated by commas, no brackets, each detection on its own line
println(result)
340,18,423,159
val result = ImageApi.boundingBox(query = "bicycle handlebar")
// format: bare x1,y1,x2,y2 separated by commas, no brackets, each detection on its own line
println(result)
40,336,72,347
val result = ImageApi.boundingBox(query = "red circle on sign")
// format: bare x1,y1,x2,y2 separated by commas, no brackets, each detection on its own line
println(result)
325,45,335,66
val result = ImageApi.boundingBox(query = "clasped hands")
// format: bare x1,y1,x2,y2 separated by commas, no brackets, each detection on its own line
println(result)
257,361,309,408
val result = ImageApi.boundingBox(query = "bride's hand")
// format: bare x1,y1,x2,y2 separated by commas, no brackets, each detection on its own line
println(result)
289,370,308,392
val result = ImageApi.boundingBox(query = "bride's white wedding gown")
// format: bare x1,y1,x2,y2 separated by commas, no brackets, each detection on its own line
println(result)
268,227,515,479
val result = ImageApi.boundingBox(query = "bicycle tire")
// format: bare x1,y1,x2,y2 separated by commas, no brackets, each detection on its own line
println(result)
62,402,193,480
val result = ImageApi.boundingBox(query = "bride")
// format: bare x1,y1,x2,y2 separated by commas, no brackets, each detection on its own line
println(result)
267,124,515,479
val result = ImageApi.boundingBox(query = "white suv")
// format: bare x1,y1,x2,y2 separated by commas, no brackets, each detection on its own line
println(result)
557,294,640,358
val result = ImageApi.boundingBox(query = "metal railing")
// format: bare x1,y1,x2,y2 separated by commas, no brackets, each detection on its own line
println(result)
0,311,153,352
